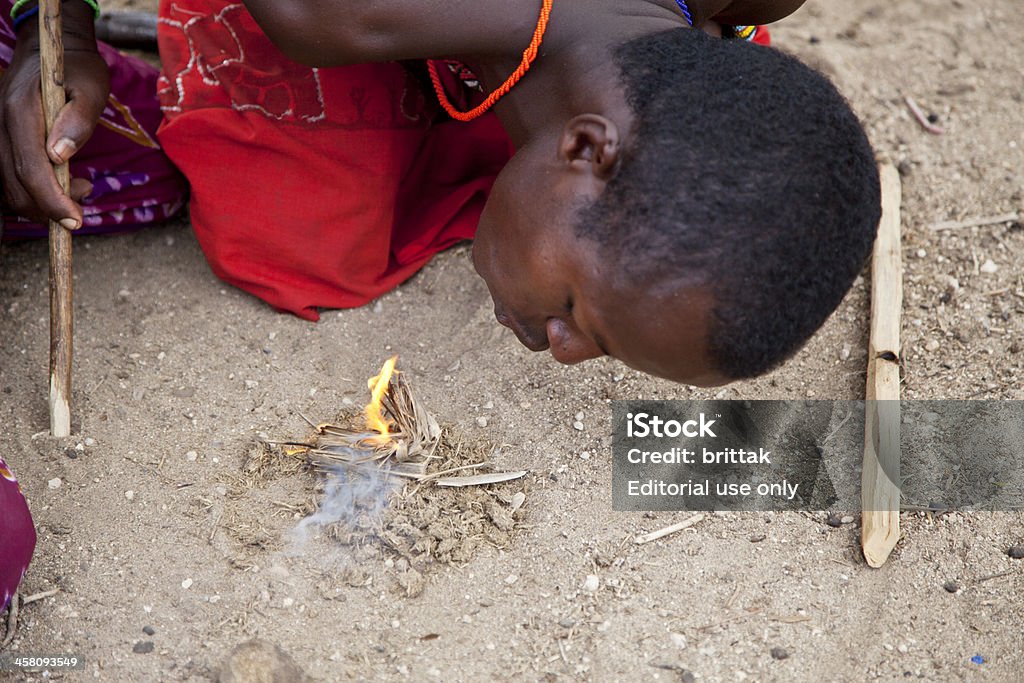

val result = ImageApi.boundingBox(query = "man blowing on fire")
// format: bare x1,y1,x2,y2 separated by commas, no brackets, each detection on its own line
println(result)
2,0,879,390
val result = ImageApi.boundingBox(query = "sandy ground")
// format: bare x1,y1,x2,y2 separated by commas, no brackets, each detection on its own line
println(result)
2,1,1023,681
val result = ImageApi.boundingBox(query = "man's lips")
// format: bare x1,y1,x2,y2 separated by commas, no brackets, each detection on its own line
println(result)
495,310,550,352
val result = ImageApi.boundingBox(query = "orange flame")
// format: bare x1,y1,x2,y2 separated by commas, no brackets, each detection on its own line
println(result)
365,356,398,436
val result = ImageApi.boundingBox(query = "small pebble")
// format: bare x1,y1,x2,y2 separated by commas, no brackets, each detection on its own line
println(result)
504,574,518,585
670,632,688,649
943,581,960,594
770,647,789,660
186,450,198,462
142,625,155,636
48,478,62,489
825,513,843,528
839,343,851,361
915,248,927,258
582,575,600,592
979,259,998,274
84,437,95,447
572,421,584,431
476,416,488,428
65,447,78,460
840,515,855,524
181,578,194,590
575,411,584,421
483,401,494,410
125,490,135,501
749,533,767,543
1007,545,1024,560
579,451,591,460
924,339,940,352
132,641,154,654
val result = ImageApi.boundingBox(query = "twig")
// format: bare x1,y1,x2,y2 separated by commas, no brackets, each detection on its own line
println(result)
862,164,903,568
696,607,760,632
770,614,813,624
929,212,1019,231
1,593,19,649
634,513,706,545
821,409,853,446
21,588,60,605
411,461,492,492
974,570,1015,584
435,471,527,487
209,512,223,542
966,384,1002,399
904,96,944,135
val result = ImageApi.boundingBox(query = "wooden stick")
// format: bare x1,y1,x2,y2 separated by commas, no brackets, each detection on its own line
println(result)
20,588,60,605
862,164,903,568
39,0,74,438
928,212,1019,232
634,513,706,545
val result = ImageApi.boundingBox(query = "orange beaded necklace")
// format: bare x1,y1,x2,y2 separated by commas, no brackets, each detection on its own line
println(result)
427,0,554,122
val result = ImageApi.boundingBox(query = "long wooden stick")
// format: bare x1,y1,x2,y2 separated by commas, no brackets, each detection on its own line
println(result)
39,0,73,437
861,164,902,568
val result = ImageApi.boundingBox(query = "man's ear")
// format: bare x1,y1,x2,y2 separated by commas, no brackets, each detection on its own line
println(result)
559,114,620,181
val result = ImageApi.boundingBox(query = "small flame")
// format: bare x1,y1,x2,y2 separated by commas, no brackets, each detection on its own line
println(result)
365,356,399,436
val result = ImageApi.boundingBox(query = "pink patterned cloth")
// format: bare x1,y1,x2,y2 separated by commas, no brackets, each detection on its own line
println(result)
1,2,188,238
0,456,34,611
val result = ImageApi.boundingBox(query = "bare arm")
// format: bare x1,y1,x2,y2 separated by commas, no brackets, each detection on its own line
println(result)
241,0,538,67
695,0,808,27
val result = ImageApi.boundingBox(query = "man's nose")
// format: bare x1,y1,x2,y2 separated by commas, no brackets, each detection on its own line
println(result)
545,318,604,365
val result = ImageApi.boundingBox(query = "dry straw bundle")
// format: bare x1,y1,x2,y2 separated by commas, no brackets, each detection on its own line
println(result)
275,357,525,487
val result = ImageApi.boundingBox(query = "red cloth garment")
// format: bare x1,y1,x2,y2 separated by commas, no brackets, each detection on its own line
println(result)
156,1,514,320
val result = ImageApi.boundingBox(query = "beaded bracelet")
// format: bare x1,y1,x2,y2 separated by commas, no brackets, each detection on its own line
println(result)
674,0,694,26
11,3,38,29
10,0,100,22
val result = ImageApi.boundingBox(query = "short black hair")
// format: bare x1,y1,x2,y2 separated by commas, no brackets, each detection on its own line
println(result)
577,28,880,380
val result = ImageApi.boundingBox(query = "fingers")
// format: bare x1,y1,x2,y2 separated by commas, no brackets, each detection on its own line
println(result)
47,70,109,166
3,102,82,228
0,107,79,228
69,177,94,202
1,56,109,228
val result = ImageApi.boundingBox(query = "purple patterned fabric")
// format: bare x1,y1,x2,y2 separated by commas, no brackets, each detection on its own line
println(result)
0,456,35,612
1,3,188,237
